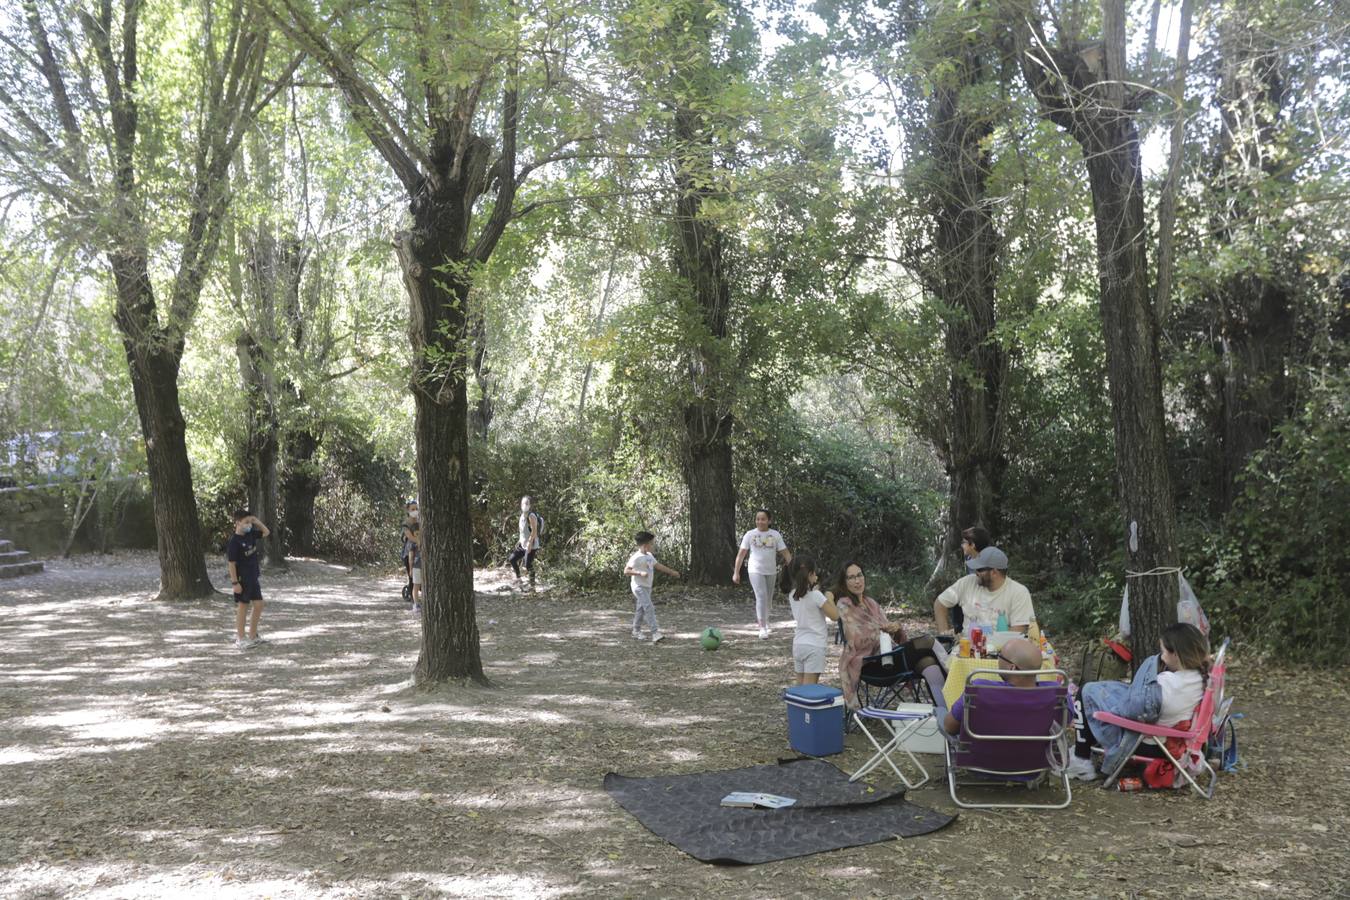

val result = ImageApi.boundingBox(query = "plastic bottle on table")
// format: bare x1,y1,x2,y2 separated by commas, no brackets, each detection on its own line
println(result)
996,611,1009,632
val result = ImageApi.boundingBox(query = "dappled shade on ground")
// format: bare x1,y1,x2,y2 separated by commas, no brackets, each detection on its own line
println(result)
0,552,1346,898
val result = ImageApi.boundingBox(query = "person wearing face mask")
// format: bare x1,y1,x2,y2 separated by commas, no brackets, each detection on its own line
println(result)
400,499,419,602
227,509,271,649
933,545,1035,636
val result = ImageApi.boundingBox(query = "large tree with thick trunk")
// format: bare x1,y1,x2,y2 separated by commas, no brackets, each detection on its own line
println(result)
265,0,597,684
1008,0,1180,657
1,0,287,598
915,10,1007,591
672,99,738,584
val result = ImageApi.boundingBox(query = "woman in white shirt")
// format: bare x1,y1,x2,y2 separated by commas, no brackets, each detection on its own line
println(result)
787,556,838,685
731,508,791,639
1073,623,1211,780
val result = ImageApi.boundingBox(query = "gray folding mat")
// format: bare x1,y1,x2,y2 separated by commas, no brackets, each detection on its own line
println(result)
603,758,955,864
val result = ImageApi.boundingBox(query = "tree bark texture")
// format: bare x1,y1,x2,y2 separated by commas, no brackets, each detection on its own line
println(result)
235,332,285,569
928,46,1006,591
110,251,213,599
468,309,493,442
279,418,321,555
1207,25,1296,511
673,105,738,584
1013,2,1180,659
397,187,486,686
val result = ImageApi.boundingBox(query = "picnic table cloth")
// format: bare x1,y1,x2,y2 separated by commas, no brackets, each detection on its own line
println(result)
941,643,1061,709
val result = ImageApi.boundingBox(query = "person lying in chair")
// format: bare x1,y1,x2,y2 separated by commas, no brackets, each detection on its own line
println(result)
941,637,1043,735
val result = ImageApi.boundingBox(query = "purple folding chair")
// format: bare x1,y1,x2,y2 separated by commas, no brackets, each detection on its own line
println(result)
944,668,1073,810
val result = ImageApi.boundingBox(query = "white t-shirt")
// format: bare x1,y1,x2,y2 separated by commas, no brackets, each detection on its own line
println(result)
937,573,1035,629
1157,669,1205,727
739,528,787,575
789,589,830,647
627,551,656,590
518,512,541,550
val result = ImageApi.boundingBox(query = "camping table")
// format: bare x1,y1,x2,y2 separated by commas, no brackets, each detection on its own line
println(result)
941,644,1061,709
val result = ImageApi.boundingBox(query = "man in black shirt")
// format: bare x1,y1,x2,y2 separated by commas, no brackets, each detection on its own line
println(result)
227,509,271,649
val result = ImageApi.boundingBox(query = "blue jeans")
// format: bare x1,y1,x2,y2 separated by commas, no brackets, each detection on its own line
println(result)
1082,654,1163,775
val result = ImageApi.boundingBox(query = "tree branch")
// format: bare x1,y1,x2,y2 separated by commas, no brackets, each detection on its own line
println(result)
263,0,429,193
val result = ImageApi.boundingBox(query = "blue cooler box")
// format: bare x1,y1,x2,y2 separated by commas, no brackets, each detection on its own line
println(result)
784,684,845,756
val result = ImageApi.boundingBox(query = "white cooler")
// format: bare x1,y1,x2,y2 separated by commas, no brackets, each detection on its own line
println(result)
890,702,946,755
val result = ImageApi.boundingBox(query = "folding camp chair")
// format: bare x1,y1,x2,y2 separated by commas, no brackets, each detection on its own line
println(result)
944,668,1073,810
1093,640,1230,799
856,636,950,709
849,702,934,789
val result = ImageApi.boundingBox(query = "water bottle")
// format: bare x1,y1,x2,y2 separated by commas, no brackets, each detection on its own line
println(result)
996,611,1008,632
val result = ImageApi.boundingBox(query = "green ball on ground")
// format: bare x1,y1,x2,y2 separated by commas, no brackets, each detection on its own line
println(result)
700,627,722,651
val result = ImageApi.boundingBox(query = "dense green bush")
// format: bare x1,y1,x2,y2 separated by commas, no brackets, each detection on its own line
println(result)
735,417,941,583
311,419,412,565
1184,369,1350,661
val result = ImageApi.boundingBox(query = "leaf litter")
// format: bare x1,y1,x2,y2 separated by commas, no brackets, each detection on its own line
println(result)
0,551,1347,898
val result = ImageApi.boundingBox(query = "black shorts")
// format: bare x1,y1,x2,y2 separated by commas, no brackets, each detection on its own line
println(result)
234,575,263,602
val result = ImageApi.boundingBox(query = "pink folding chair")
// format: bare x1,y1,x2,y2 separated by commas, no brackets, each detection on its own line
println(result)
1093,657,1227,799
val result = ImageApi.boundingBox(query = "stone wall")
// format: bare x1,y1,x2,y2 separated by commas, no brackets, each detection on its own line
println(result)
0,478,157,557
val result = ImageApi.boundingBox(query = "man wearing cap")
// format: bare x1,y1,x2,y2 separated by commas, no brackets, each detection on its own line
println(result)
933,545,1035,635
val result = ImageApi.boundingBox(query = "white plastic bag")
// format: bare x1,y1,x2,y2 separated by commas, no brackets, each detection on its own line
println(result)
1119,572,1209,638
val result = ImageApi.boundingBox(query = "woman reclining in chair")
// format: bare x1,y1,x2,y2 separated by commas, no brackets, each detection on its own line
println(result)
1073,622,1211,780
831,561,945,710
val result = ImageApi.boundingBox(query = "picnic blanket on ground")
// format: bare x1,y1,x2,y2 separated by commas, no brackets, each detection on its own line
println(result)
602,757,955,865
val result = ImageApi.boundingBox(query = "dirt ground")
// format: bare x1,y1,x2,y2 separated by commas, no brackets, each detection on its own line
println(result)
1,552,1347,899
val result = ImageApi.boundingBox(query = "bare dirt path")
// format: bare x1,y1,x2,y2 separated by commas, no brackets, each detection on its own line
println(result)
1,552,1345,899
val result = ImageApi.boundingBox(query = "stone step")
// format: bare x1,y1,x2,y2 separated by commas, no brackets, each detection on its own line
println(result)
0,539,12,553
0,561,43,578
0,549,31,564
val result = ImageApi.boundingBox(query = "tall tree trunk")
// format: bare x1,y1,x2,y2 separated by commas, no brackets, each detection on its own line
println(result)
684,403,736,582
235,332,285,569
1216,278,1294,508
1082,127,1179,658
110,251,213,600
397,190,485,686
468,309,493,441
1014,1,1180,659
279,414,321,555
673,105,738,584
1208,19,1296,510
928,43,1005,591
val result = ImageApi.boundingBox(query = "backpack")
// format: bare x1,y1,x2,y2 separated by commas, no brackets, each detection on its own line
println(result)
1078,637,1131,684
529,511,546,546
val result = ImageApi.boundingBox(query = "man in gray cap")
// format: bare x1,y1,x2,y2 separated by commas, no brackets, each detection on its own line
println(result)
934,545,1036,635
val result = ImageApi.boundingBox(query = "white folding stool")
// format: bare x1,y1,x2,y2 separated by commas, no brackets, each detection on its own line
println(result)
848,702,933,788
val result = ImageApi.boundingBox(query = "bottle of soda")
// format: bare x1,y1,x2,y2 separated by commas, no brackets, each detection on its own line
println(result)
1117,777,1144,792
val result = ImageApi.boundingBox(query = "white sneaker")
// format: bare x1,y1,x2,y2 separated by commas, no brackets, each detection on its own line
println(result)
651,632,665,644
234,637,251,650
632,630,644,640
1065,755,1099,781
758,626,769,640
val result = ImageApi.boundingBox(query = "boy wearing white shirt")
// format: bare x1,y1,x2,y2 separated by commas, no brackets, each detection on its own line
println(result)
624,531,681,643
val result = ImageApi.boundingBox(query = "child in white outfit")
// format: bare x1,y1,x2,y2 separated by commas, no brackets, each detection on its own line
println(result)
624,531,682,643
786,555,839,684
